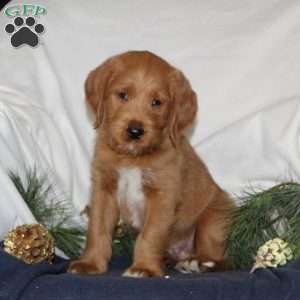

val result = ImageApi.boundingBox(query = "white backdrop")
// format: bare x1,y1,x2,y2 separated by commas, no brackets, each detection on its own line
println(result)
0,0,299,241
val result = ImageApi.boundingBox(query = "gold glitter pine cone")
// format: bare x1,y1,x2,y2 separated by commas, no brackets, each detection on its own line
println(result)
4,224,54,264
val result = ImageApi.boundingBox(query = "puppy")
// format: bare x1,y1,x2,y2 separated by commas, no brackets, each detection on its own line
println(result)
68,51,234,277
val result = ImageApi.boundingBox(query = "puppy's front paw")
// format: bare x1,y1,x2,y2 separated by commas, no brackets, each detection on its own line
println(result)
123,265,163,278
68,259,108,275
175,259,215,273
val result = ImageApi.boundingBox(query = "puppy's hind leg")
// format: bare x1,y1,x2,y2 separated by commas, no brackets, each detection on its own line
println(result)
193,193,234,272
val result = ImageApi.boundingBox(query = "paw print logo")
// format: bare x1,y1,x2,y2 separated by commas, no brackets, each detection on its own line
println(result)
5,16,44,48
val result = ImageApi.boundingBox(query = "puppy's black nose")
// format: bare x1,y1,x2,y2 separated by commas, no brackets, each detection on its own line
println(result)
127,126,144,140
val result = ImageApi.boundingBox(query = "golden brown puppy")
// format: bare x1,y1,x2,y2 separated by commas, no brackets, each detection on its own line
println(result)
68,51,233,277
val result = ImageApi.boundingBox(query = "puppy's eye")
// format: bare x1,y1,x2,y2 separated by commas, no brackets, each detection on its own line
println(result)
117,92,128,101
151,99,162,107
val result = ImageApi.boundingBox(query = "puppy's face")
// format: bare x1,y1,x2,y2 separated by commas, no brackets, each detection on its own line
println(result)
86,51,197,156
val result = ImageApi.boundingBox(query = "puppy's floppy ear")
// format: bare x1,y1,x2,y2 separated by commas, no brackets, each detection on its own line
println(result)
168,69,197,146
85,59,113,128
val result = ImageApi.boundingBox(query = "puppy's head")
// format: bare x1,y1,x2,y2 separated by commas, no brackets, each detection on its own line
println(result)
86,51,197,155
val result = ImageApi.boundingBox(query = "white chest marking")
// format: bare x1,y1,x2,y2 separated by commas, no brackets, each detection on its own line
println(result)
117,168,145,229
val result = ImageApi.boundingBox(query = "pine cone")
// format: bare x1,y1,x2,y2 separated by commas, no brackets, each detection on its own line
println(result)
250,238,293,273
4,224,54,264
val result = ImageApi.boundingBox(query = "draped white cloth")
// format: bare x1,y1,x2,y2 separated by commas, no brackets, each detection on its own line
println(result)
0,0,299,241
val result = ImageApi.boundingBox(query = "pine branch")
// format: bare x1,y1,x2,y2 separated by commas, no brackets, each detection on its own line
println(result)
112,230,135,257
226,182,300,269
9,168,86,259
50,226,86,259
